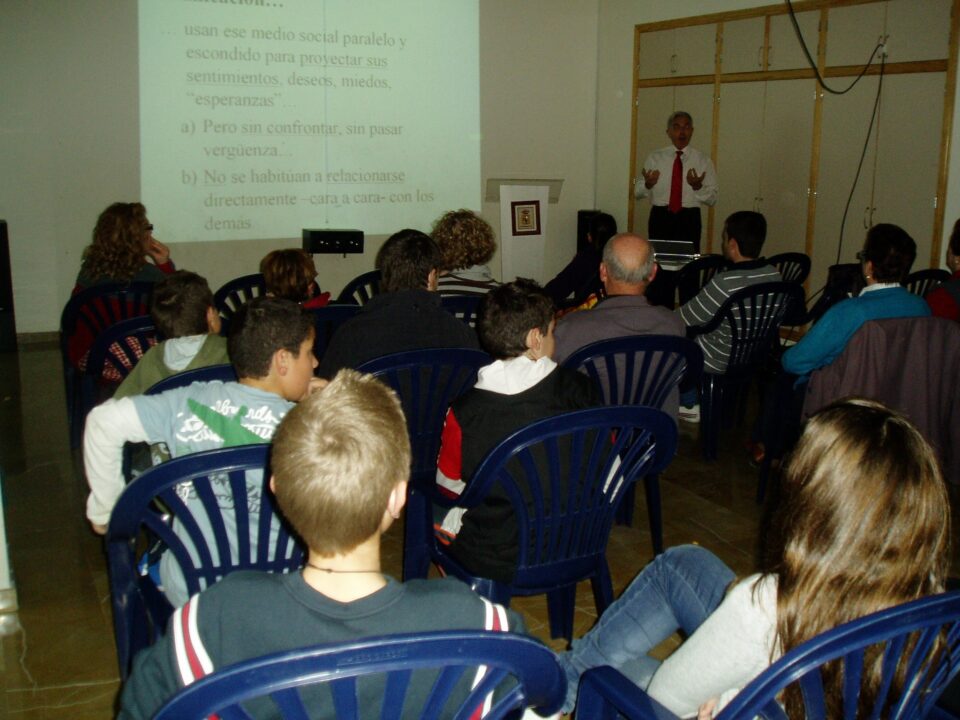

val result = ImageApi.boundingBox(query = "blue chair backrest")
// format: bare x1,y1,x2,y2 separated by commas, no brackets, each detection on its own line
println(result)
80,315,157,424
688,281,804,376
357,348,489,483
561,335,703,409
153,631,566,720
440,294,482,328
452,406,676,591
60,283,155,447
106,444,304,678
145,363,238,395
904,268,952,298
576,591,960,720
768,252,812,285
336,269,381,305
676,254,727,306
213,273,266,332
308,304,361,361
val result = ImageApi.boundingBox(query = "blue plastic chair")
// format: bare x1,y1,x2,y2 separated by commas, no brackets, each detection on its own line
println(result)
676,255,727,307
213,273,266,333
416,406,677,643
356,348,490,580
79,314,157,426
106,444,304,678
336,269,381,305
145,363,238,395
687,282,805,461
768,252,812,285
575,591,960,720
308,303,361,361
904,268,952,298
153,630,566,720
440,294,482,328
561,335,703,551
60,282,154,447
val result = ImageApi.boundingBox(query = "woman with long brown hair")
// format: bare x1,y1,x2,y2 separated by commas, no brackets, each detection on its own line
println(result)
74,202,174,291
559,398,950,717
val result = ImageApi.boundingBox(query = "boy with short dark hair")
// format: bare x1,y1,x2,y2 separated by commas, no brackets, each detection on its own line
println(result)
115,270,228,399
118,370,523,719
84,297,321,605
435,279,599,582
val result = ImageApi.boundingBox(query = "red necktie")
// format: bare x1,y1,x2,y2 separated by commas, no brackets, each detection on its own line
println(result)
669,150,683,213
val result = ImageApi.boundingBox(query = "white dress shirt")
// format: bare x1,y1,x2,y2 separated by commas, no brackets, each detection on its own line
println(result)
635,145,719,208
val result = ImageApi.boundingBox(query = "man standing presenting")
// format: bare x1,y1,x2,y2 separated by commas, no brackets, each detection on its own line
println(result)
635,111,718,254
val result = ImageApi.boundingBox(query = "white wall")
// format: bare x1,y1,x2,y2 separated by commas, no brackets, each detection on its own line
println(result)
596,0,960,266
0,1,600,333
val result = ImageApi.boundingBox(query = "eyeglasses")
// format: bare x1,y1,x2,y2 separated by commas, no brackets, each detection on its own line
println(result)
144,224,154,233
856,251,866,261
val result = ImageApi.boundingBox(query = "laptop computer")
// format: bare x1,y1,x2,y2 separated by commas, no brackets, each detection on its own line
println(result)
649,238,699,265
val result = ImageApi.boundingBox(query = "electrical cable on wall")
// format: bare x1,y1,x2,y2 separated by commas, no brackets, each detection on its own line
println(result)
783,0,887,307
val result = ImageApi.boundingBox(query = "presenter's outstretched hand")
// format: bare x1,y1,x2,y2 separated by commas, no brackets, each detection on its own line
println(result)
686,168,706,191
642,168,660,189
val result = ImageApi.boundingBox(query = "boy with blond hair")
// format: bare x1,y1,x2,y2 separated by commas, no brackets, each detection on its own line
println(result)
119,370,523,718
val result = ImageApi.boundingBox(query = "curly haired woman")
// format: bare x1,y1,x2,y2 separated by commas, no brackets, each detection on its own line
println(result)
431,209,499,296
74,202,175,292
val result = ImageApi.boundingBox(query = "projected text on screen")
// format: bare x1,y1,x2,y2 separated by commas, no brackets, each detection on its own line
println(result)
140,0,480,242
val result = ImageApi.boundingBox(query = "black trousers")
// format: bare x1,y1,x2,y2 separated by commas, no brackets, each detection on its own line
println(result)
648,205,702,254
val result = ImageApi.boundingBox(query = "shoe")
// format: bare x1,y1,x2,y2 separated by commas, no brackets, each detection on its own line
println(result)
679,403,700,423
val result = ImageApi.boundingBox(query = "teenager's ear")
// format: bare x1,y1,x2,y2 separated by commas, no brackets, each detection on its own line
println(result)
269,475,277,494
387,480,408,519
427,268,438,291
206,306,222,335
524,327,540,352
273,347,289,376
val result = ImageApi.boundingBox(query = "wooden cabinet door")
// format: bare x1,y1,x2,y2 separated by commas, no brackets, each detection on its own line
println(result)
824,3,886,68
637,25,717,79
716,82,765,229
872,73,945,268
768,10,821,71
720,17,765,74
811,75,880,295
884,0,952,63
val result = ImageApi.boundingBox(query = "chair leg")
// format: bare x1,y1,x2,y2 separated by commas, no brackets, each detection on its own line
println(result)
643,474,663,555
614,483,635,527
591,560,614,616
701,376,721,461
546,584,577,642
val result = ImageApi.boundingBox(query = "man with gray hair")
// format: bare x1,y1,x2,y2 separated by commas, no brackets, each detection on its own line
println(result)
554,233,685,416
635,111,718,253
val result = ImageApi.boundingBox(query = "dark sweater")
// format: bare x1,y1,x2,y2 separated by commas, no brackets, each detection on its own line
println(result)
317,289,480,378
446,367,598,582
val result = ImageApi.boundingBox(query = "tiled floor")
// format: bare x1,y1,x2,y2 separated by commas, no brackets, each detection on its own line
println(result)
0,342,955,717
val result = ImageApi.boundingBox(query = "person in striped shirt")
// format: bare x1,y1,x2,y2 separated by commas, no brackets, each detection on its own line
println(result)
676,211,780,421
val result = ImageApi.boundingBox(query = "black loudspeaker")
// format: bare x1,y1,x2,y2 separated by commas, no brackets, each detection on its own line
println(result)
302,228,364,254
576,210,601,254
0,221,16,351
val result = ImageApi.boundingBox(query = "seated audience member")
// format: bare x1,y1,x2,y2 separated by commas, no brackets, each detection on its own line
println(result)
115,271,228,399
84,297,322,607
74,202,174,292
435,279,599,582
783,223,929,377
926,217,960,321
317,229,479,378
558,398,949,716
260,248,331,309
677,210,780,420
432,209,500,295
118,370,524,719
554,233,685,419
543,212,618,307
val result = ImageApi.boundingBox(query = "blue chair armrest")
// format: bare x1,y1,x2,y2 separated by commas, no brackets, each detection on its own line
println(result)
576,667,680,720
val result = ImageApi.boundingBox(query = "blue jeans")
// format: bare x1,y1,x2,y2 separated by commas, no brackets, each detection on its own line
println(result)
557,545,735,713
